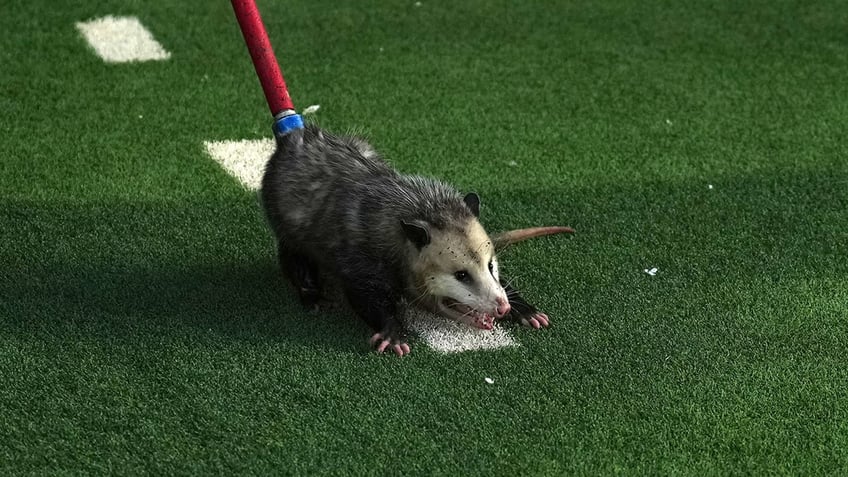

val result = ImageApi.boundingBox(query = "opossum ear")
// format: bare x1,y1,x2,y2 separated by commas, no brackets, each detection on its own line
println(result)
401,220,431,249
463,192,480,217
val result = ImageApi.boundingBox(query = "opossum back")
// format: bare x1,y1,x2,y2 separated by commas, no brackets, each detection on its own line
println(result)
261,125,476,260
260,126,397,247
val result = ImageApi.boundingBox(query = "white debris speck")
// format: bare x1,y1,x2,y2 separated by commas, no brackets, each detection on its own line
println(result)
302,104,321,115
379,47,384,52
484,377,495,384
414,1,422,6
644,267,658,276
138,115,143,119
665,118,673,125
507,160,518,167
708,184,714,190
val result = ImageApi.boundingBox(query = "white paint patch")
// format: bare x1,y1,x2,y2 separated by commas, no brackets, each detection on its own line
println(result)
76,16,171,63
203,139,275,190
406,309,517,353
203,137,518,353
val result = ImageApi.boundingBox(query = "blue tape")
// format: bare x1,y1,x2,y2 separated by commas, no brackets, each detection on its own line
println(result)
273,114,304,136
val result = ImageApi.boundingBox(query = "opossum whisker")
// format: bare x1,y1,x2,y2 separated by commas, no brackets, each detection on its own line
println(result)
505,290,522,299
495,241,516,255
406,288,432,308
444,301,480,320
473,240,489,256
501,275,520,289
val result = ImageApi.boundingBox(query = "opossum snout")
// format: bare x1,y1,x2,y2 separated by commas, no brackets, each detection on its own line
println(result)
494,296,511,318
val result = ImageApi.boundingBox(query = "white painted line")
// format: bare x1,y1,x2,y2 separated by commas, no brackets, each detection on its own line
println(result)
406,309,517,353
203,138,275,190
76,16,171,63
203,137,517,352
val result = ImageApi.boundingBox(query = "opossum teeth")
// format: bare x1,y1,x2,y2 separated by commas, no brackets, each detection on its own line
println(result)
440,297,495,330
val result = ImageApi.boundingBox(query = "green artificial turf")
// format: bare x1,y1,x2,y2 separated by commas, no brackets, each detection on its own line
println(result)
2,0,848,474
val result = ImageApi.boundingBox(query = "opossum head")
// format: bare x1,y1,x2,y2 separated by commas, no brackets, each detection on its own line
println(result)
402,193,510,330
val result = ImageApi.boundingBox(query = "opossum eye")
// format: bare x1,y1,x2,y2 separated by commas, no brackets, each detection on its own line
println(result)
454,270,471,283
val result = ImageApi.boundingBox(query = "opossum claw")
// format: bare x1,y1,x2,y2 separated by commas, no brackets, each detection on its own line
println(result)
501,278,551,329
522,312,550,329
370,332,411,356
492,226,575,249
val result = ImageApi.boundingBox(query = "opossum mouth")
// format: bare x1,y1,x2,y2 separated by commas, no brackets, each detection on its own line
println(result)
440,298,495,330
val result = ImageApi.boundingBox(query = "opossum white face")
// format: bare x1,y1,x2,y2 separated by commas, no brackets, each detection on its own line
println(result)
403,211,511,330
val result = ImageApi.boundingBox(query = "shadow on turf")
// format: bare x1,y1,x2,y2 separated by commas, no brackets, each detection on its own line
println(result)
1,199,369,354
8,260,370,353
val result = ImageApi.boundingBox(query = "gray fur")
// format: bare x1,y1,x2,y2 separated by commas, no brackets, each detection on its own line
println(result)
261,124,473,303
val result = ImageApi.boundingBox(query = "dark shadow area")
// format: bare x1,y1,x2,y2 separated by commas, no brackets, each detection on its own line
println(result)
0,198,367,354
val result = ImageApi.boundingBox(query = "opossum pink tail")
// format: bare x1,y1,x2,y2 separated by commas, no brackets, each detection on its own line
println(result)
492,226,575,249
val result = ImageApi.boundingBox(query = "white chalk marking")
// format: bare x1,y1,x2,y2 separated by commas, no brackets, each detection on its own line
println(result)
203,139,275,190
76,16,171,63
203,138,518,352
644,267,658,276
302,104,321,115
406,309,517,353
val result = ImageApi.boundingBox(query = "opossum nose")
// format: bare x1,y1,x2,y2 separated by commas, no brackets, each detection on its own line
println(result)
495,296,511,317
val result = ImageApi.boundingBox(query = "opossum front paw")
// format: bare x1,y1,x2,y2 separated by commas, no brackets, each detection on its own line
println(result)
369,329,411,357
297,286,322,310
519,311,550,329
500,280,551,329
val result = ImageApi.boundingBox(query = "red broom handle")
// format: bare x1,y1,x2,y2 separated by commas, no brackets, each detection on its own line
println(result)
230,0,295,116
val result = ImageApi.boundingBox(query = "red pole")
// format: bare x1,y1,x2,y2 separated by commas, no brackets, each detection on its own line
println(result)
231,0,295,116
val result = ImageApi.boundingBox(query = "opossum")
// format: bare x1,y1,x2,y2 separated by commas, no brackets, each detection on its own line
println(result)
261,125,573,356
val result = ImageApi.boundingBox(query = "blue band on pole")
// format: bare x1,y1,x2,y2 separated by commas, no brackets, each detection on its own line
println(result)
273,113,304,136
